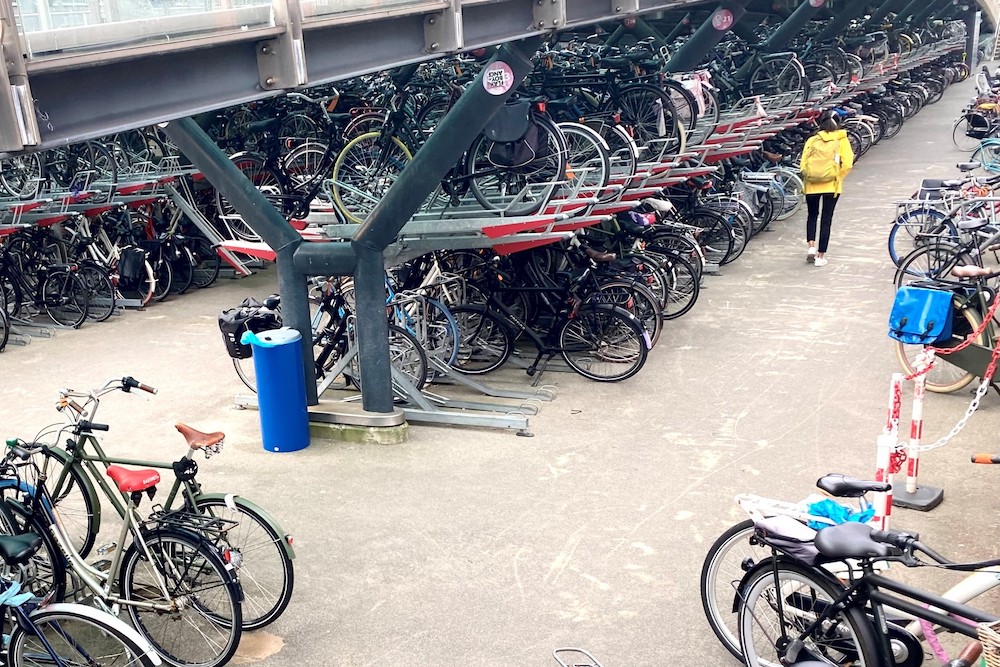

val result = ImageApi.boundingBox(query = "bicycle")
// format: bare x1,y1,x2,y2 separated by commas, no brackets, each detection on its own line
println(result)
0,232,90,328
27,375,295,631
0,536,162,667
449,260,651,382
1,438,244,667
736,518,1000,667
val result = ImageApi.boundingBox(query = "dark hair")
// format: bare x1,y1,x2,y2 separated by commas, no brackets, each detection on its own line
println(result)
819,110,840,132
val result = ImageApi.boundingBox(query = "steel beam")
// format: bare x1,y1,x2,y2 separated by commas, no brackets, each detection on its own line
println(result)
663,0,753,73
759,0,827,53
813,0,873,42
911,0,955,26
891,0,926,25
350,35,545,413
865,0,906,26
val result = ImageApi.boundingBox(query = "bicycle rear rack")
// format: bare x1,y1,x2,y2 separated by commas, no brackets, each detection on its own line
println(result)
146,508,238,538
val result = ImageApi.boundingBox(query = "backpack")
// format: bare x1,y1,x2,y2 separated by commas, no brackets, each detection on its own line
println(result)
801,136,841,184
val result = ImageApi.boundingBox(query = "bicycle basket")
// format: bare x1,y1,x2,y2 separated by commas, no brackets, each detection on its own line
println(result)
218,307,280,359
978,620,1000,667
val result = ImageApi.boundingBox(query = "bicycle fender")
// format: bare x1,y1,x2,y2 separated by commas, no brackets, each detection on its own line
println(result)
196,493,296,560
32,603,162,665
733,555,845,614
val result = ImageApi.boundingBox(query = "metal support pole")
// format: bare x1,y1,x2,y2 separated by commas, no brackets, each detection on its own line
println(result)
161,117,319,405
814,0,875,42
350,35,546,413
865,0,905,27
760,0,828,53
892,0,926,25
664,0,752,73
910,0,954,26
664,14,694,43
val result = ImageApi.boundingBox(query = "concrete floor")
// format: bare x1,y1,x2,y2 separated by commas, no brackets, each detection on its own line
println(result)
2,74,999,667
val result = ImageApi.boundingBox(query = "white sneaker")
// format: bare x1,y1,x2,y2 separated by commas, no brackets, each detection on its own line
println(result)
814,257,829,267
806,248,817,263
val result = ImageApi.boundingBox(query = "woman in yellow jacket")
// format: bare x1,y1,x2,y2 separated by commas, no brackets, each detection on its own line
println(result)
801,109,854,267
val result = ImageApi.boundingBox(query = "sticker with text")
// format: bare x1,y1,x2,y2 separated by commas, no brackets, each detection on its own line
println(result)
483,61,515,96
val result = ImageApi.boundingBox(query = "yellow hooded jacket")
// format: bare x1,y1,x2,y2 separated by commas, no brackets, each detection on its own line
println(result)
800,128,854,195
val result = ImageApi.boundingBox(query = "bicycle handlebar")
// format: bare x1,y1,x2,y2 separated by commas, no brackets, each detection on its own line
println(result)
122,376,157,395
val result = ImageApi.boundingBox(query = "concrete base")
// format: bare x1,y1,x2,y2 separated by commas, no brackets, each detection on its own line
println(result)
308,401,408,445
892,485,945,512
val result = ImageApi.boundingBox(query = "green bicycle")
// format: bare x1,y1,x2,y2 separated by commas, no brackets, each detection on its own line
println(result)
27,376,294,630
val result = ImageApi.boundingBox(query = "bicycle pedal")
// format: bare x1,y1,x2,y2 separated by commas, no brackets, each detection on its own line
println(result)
90,559,112,573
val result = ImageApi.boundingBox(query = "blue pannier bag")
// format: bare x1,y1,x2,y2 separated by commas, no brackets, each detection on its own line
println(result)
888,286,954,345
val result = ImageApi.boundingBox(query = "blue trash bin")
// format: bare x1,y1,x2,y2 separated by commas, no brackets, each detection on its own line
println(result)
241,327,310,453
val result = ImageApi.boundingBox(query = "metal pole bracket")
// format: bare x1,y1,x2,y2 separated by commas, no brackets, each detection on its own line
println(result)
533,0,565,30
0,0,39,150
424,1,463,55
613,0,641,14
256,0,307,91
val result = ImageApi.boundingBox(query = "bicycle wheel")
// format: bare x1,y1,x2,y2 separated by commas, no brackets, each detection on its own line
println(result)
331,131,413,224
189,237,221,289
466,114,566,217
585,120,639,192
0,308,7,352
422,298,460,375
348,323,428,392
894,243,974,289
169,245,195,295
700,520,770,659
449,304,514,374
8,605,159,667
686,209,735,266
283,140,331,192
887,208,952,267
152,256,172,302
615,84,679,158
119,530,242,667
42,270,89,328
971,141,1000,173
738,559,879,667
0,153,43,200
77,262,116,322
558,304,649,382
18,446,100,558
749,58,808,103
585,280,663,349
556,122,611,202
895,299,982,393
0,500,69,600
234,356,257,393
659,252,701,320
215,153,282,236
193,498,294,630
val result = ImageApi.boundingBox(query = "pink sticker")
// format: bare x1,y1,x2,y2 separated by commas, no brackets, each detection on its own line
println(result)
712,9,734,31
483,61,515,96
809,0,825,6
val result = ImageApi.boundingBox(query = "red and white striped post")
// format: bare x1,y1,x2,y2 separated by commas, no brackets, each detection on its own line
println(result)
905,350,933,495
873,373,903,530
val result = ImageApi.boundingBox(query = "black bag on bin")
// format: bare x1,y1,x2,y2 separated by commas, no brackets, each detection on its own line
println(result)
218,300,281,359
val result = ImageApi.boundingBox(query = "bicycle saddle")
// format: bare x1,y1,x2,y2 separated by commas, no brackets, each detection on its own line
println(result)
957,162,981,172
245,117,281,136
0,533,41,566
176,423,225,450
814,522,893,560
816,473,890,497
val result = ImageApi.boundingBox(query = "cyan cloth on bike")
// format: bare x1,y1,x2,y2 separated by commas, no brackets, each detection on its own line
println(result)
801,128,854,196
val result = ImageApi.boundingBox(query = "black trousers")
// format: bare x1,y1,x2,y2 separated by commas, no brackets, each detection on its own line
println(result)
806,193,839,253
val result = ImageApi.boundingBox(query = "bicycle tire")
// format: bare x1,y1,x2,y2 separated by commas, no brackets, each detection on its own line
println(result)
119,529,243,667
151,256,172,302
659,252,701,320
748,57,808,103
331,131,413,224
685,208,735,266
347,323,428,392
558,304,649,382
169,245,195,295
0,154,43,200
215,152,282,235
738,558,879,667
952,117,982,152
1,499,69,600
192,497,294,630
613,84,679,159
423,297,460,373
585,279,663,349
894,243,975,289
8,605,159,667
42,270,89,328
700,519,769,659
556,121,612,202
449,304,514,375
887,208,952,267
0,308,7,352
189,237,221,289
77,262,116,322
234,356,257,393
18,445,100,559
466,113,566,217
894,298,982,394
